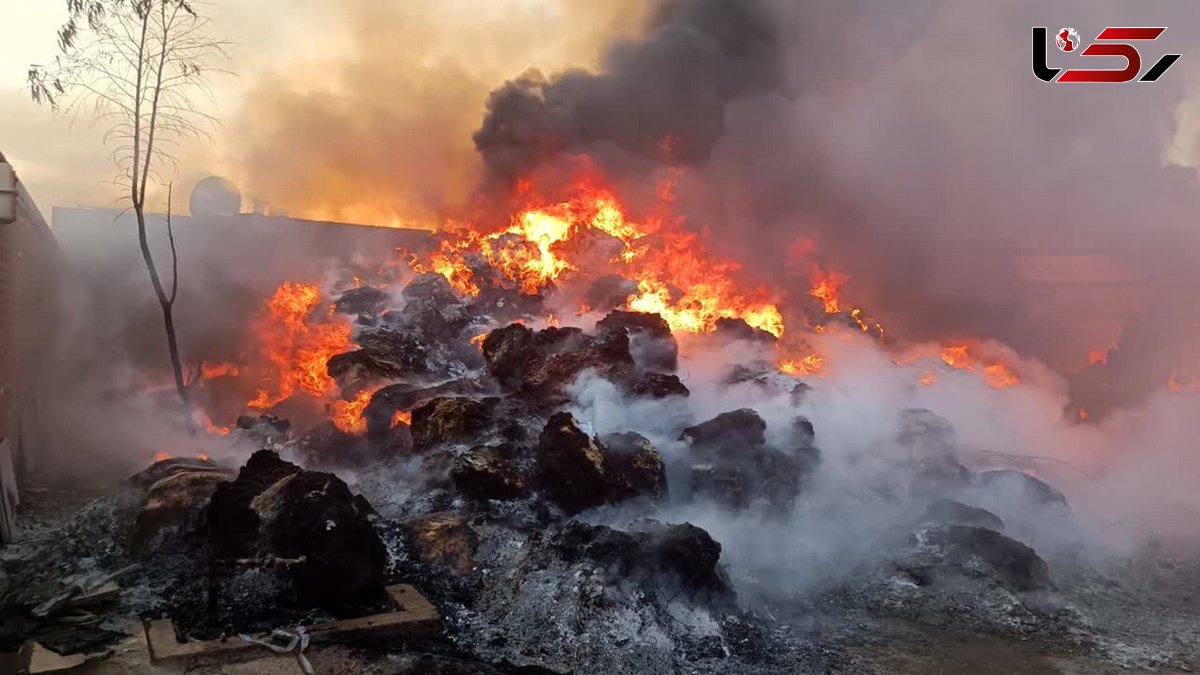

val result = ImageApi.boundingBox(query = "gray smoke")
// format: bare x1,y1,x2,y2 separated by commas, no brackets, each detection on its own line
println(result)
473,0,783,182
473,0,1200,392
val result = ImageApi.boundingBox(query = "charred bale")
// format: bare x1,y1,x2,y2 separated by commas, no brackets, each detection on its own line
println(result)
596,310,678,371
975,470,1070,509
921,498,1005,531
451,445,527,501
555,520,730,599
682,409,812,511
333,285,389,315
628,371,689,399
481,323,537,387
135,469,235,549
206,450,385,605
396,272,471,334
127,456,224,490
713,317,776,343
680,408,767,457
533,412,607,514
363,378,489,438
521,330,636,402
234,414,291,444
411,397,498,452
922,525,1050,591
599,432,668,503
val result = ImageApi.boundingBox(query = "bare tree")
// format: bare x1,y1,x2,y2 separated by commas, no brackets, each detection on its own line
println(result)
29,0,228,420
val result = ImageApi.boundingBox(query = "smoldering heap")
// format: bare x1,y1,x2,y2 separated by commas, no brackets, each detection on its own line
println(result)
0,266,1109,673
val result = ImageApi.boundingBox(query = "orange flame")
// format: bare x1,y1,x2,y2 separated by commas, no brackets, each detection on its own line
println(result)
414,176,784,337
1088,348,1110,366
391,409,412,427
939,342,1020,389
153,451,170,462
809,270,846,314
248,282,353,411
201,362,240,379
332,389,373,434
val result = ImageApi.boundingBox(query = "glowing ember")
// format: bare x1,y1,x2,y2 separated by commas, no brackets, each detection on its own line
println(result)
1077,408,1089,421
391,409,412,427
196,452,209,461
154,451,170,462
918,371,937,386
1088,348,1110,366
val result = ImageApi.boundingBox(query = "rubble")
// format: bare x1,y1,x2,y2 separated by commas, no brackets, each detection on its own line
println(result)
333,285,389,316
976,469,1071,509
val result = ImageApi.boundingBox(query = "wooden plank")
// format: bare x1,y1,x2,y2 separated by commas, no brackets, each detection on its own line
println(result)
145,584,442,665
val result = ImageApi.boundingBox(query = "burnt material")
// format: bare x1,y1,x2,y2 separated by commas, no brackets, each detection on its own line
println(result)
206,450,386,606
921,498,1005,532
410,397,498,452
451,445,527,501
682,409,815,511
628,371,690,399
555,520,730,598
599,432,668,503
596,310,678,371
922,525,1051,591
534,413,608,514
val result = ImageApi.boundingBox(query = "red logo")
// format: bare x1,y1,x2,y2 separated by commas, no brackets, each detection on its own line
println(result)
1033,26,1181,83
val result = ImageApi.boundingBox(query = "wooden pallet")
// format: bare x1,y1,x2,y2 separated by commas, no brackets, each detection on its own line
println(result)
145,584,442,665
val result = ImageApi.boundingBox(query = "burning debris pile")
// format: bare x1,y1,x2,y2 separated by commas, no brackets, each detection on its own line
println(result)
6,169,1200,671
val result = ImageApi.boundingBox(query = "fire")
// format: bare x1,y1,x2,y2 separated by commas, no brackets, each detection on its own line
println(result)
196,452,209,461
248,282,353,411
918,371,937,386
391,409,411,427
940,344,973,369
153,451,169,462
414,176,784,337
809,270,846,314
332,389,373,434
1088,348,1109,366
982,362,1020,389
1077,408,1089,421
938,342,1020,389
779,353,824,376
201,361,240,379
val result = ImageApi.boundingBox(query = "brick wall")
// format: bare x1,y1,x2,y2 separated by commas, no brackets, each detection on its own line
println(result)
0,153,59,540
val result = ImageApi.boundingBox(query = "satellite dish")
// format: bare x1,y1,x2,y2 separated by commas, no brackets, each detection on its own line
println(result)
189,176,241,217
